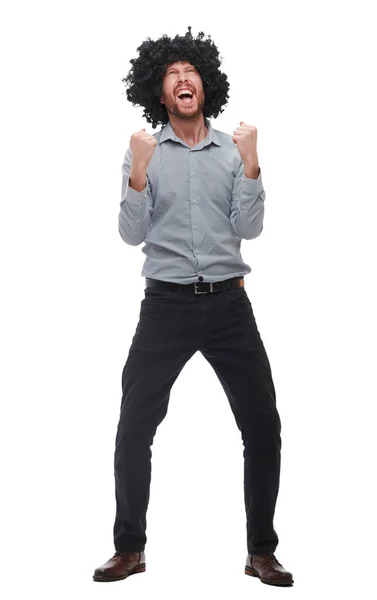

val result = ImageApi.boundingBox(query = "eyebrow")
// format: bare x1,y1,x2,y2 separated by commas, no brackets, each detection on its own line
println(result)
167,66,195,73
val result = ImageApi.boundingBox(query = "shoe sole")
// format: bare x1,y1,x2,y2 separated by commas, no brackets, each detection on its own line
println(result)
93,562,146,582
245,565,293,586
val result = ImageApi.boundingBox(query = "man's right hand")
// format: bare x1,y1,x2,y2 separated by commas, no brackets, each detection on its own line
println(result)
130,128,158,169
128,129,157,192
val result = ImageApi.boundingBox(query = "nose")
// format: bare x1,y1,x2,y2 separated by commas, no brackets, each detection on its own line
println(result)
175,76,190,93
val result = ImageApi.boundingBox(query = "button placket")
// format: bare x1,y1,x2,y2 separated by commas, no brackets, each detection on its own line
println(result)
190,153,200,263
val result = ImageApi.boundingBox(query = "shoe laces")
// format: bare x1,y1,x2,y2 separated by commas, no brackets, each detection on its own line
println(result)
114,551,139,561
255,553,282,566
114,551,128,561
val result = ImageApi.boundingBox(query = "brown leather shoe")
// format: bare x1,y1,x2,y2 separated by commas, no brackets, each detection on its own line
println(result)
245,553,293,586
93,551,146,582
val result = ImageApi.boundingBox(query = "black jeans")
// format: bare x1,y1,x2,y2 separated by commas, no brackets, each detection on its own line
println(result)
113,279,281,555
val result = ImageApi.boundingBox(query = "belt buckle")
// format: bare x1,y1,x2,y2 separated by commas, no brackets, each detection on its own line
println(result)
194,282,213,294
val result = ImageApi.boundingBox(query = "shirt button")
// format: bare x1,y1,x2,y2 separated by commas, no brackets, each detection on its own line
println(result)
193,200,196,203
194,225,198,229
136,219,140,223
191,173,194,177
195,250,199,254
198,271,203,275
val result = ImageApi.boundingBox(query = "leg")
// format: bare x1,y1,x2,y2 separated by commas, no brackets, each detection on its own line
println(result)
200,288,281,555
113,290,197,552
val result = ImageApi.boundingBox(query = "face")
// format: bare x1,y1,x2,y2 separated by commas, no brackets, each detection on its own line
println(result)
160,61,205,120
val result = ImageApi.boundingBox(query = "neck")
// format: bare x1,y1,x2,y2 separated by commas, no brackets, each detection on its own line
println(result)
168,113,208,147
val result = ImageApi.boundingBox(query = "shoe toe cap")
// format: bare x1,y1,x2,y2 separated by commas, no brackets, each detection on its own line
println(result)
274,569,293,582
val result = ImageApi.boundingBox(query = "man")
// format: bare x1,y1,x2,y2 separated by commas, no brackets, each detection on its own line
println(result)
93,26,293,587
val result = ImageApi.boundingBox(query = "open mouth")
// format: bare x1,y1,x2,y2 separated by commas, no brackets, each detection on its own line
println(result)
176,89,195,104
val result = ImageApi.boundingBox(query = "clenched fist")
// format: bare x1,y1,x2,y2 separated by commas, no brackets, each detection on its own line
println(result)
232,121,258,163
130,128,158,169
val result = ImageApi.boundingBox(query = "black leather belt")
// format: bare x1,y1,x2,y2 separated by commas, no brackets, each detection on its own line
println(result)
145,276,244,295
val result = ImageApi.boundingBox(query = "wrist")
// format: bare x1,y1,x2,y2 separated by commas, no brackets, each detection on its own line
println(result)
129,164,147,192
130,161,148,175
244,162,260,179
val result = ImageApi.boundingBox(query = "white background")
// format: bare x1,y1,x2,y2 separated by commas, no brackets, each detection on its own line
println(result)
1,0,376,598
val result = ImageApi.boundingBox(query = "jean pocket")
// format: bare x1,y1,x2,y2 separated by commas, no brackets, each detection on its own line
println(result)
226,287,249,305
144,287,179,302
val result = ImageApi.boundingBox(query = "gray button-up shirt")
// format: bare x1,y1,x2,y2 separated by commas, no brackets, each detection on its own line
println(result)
118,118,266,284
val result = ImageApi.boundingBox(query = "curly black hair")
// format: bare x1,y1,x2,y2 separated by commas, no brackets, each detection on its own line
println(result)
122,25,230,129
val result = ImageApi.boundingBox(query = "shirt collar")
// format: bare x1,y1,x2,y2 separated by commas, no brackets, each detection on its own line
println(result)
158,117,221,147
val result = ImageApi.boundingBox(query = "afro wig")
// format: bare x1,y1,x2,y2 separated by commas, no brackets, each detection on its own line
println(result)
122,25,230,129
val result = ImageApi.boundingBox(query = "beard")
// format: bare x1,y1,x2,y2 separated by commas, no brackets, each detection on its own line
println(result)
162,90,205,120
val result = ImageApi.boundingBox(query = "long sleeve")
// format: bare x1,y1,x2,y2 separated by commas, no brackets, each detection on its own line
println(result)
118,147,154,246
229,160,266,240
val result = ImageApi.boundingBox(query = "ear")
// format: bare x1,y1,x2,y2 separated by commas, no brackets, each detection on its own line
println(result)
160,96,165,104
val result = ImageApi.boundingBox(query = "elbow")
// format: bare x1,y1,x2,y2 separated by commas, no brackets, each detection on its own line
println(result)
233,221,264,240
245,223,264,240
118,222,142,246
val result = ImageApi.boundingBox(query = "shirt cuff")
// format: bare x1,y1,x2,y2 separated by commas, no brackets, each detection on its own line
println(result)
123,181,149,206
241,168,264,195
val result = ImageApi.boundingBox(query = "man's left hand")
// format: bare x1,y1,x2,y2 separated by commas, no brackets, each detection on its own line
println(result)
232,121,258,164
